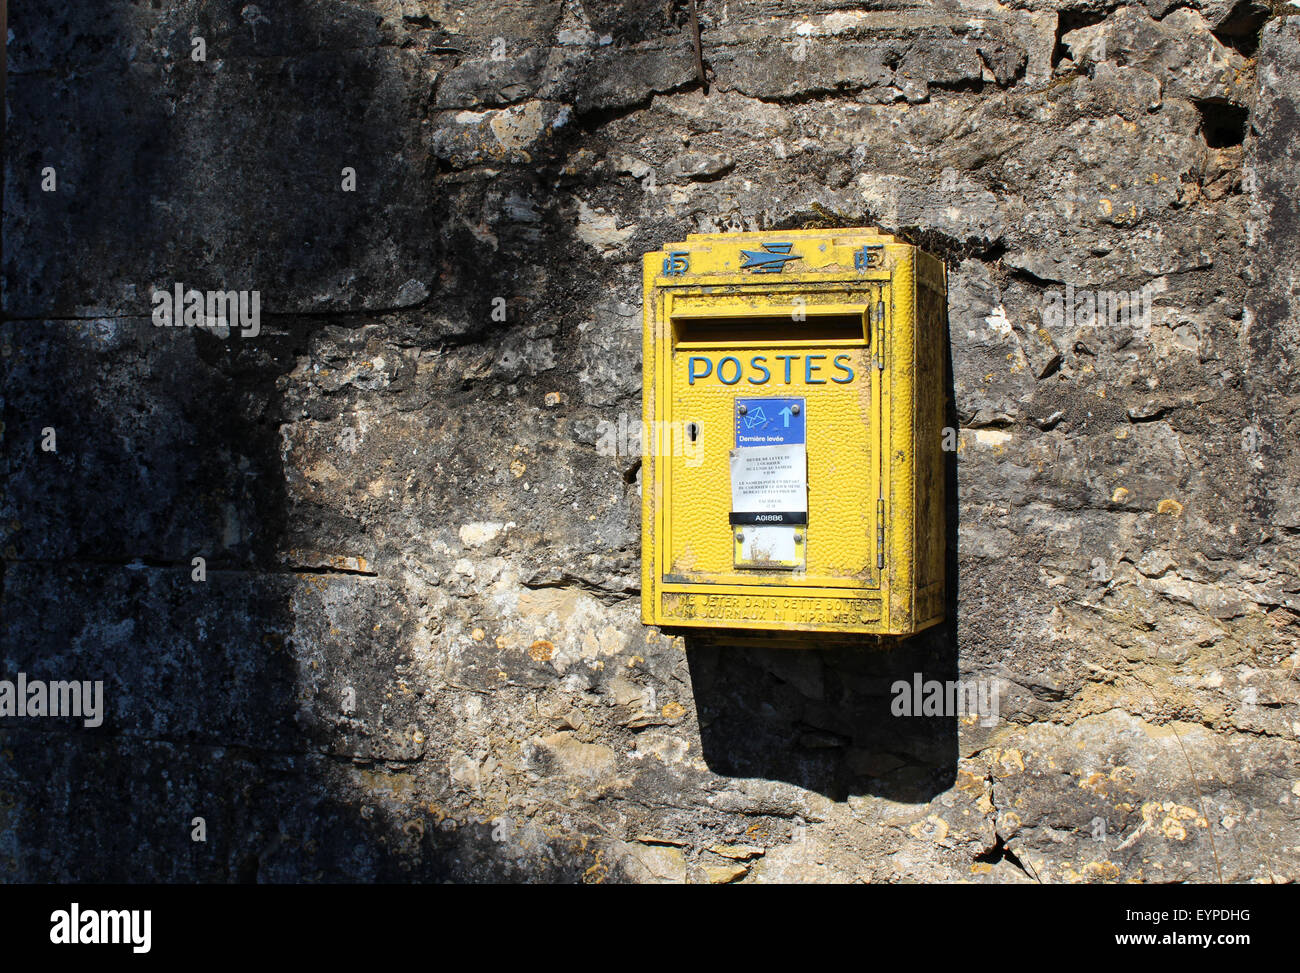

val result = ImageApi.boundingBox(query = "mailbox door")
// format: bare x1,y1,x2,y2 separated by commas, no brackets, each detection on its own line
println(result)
658,283,885,592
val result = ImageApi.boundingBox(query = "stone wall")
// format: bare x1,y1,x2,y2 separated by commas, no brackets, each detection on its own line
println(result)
2,1,1298,883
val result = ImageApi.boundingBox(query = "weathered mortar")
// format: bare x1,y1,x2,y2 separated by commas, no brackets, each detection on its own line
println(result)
1,1,1297,882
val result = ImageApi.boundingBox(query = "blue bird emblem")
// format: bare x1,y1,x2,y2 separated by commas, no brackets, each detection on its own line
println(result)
740,242,800,273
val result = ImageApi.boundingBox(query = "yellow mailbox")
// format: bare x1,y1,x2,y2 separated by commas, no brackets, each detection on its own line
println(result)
640,227,947,638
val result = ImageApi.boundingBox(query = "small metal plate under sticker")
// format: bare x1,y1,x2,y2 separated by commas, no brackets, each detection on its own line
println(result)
734,524,805,569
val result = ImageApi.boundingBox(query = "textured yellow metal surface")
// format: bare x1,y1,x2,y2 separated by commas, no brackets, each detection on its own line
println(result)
641,228,946,638
665,336,876,586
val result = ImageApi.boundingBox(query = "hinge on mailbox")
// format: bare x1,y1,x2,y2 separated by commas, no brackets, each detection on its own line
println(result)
876,497,885,569
875,296,886,370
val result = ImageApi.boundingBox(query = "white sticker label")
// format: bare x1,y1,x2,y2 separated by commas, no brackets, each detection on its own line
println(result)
729,444,808,515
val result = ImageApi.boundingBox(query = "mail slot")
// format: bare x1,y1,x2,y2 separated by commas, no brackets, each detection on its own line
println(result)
640,227,947,637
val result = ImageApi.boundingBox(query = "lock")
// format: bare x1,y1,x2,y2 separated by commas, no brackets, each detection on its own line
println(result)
640,227,947,637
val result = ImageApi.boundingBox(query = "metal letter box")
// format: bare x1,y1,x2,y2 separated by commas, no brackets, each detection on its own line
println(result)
640,227,947,638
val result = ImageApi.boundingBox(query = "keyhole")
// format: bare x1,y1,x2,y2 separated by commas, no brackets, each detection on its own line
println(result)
686,422,700,443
